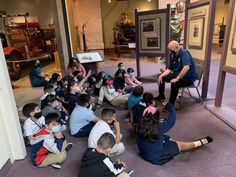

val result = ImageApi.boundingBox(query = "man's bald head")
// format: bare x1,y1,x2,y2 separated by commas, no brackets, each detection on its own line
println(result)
168,40,180,52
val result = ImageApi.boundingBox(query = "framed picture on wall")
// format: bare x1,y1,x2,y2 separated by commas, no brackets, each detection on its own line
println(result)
140,18,161,50
188,17,205,49
231,20,236,54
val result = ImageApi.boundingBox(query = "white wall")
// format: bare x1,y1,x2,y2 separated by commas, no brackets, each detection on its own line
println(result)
0,41,26,169
0,0,53,28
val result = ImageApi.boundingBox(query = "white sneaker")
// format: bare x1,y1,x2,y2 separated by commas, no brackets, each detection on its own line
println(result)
51,163,61,169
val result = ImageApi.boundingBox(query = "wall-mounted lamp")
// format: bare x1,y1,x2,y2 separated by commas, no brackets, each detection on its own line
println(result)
148,0,151,2
108,0,111,3
176,1,185,13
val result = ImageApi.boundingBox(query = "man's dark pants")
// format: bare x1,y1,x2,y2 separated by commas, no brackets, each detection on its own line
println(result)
158,73,193,105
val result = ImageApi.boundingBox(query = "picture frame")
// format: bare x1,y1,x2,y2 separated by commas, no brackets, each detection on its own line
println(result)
231,20,236,54
76,52,103,64
188,16,205,50
140,18,161,50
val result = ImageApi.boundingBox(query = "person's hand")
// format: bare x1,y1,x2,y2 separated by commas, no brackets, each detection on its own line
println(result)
57,101,63,109
87,70,92,77
157,75,163,85
117,89,123,94
118,159,127,169
113,119,120,129
170,78,179,83
54,131,63,139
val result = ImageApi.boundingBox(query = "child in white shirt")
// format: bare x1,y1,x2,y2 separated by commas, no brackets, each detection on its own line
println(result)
22,103,45,142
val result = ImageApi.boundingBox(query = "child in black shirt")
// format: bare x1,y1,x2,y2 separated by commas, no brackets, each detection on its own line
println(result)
79,133,129,177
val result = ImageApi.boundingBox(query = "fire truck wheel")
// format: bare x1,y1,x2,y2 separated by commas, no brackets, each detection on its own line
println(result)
7,52,22,81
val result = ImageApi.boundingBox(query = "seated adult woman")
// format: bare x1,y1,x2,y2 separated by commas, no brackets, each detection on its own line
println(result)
137,102,213,165
97,79,129,109
66,57,86,78
29,60,49,87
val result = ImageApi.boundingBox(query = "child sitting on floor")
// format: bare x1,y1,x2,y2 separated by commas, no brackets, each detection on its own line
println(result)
127,86,144,110
70,94,100,138
125,68,142,88
98,79,129,109
136,101,213,165
79,133,129,177
42,94,68,131
115,62,126,76
88,108,125,156
113,70,132,94
30,113,73,169
94,71,106,96
40,83,56,108
131,92,155,130
22,103,45,142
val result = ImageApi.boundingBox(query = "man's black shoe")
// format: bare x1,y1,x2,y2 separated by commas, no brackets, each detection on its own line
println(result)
155,95,166,101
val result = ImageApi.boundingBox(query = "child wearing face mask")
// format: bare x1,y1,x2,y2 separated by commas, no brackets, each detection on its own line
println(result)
70,94,100,138
42,94,68,131
30,113,73,169
40,83,56,108
97,79,129,109
125,68,142,88
22,103,45,142
115,62,126,76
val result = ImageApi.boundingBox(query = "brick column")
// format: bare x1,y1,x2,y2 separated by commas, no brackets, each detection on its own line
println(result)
76,0,104,51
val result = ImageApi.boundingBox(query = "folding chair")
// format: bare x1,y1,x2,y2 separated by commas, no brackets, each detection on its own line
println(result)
179,62,203,106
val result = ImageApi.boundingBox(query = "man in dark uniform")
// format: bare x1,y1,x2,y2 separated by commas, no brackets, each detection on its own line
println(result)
156,41,196,107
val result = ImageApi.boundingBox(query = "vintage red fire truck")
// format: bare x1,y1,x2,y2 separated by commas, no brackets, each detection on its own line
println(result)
0,11,55,80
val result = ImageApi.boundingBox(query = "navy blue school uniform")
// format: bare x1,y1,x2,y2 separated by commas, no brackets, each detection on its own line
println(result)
137,103,179,165
131,102,146,125
67,93,78,115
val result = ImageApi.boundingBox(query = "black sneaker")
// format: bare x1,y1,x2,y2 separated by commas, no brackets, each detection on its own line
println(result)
155,95,166,101
65,143,73,152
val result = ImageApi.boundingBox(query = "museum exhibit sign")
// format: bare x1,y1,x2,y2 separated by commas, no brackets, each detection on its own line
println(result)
184,0,216,99
76,51,104,74
135,5,171,77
